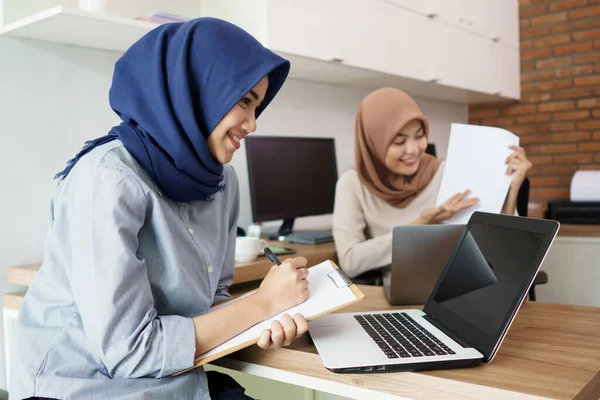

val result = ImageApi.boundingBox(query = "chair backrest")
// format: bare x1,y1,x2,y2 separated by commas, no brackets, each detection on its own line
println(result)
516,177,530,217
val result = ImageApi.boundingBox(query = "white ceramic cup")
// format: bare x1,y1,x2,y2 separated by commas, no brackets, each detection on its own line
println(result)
235,237,268,263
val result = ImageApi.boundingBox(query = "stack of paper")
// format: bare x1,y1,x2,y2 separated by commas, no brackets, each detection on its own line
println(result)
436,123,519,224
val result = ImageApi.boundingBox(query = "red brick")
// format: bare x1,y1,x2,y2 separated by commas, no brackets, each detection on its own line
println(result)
579,142,600,151
578,99,600,108
521,4,549,17
538,188,570,199
522,93,553,102
520,19,531,30
551,131,592,141
469,108,500,119
574,75,600,86
594,88,600,96
553,110,591,120
539,122,576,132
593,108,600,117
551,17,600,34
522,61,536,72
594,131,600,140
533,34,572,49
540,143,578,153
507,124,539,134
523,145,542,155
502,104,538,115
535,78,573,90
573,28,600,41
553,153,593,163
596,153,600,162
539,164,578,174
555,65,593,77
523,47,554,60
520,134,551,144
522,40,534,50
554,88,592,99
550,0,588,10
554,41,593,55
574,53,600,63
595,39,600,49
532,12,568,25
579,163,600,169
569,5,600,19
528,155,554,164
522,83,535,93
522,25,553,39
596,64,600,73
538,100,575,112
530,176,561,186
517,113,552,123
522,70,555,82
578,120,600,129
481,117,515,126
535,57,572,70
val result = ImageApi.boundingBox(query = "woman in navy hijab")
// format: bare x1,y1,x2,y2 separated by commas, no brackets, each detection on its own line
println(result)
11,18,309,400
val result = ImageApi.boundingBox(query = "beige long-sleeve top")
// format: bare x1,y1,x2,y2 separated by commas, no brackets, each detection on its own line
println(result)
332,162,446,281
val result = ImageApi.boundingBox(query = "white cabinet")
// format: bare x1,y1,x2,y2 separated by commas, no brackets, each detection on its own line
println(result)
1,0,521,103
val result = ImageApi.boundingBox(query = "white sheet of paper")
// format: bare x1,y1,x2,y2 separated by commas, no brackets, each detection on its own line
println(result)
196,260,356,360
436,123,519,225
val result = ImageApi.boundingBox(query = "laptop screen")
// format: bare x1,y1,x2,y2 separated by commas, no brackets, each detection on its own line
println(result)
423,213,558,362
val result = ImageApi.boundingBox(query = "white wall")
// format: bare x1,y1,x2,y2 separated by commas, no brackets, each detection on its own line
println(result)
0,36,466,389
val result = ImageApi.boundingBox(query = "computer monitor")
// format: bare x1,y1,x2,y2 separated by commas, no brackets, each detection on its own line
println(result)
245,136,338,236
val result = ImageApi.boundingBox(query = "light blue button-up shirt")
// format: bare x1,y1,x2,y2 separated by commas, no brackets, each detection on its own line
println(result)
11,140,239,399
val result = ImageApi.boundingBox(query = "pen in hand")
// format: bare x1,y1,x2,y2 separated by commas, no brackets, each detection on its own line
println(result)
263,247,281,266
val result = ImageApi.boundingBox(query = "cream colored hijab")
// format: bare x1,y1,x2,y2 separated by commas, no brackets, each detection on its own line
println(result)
355,87,442,208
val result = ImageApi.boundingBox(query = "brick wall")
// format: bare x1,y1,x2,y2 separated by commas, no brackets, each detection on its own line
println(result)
468,0,600,211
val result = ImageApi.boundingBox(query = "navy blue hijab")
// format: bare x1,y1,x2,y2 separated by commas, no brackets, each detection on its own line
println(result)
56,17,290,202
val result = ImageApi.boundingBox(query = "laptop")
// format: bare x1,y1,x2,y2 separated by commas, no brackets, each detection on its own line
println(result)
309,212,559,373
385,224,465,305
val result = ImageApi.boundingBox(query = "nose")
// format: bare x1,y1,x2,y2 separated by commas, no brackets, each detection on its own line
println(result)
405,138,419,156
243,112,257,134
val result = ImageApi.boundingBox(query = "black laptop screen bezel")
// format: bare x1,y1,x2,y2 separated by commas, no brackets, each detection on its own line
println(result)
422,212,559,362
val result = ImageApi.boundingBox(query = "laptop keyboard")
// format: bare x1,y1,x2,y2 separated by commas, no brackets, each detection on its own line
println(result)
354,313,456,359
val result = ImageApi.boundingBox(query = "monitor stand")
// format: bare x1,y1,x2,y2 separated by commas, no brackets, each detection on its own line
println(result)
268,218,295,240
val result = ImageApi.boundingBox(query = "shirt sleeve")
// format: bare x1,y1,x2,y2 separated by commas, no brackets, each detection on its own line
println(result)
212,167,239,305
62,164,196,378
332,173,393,278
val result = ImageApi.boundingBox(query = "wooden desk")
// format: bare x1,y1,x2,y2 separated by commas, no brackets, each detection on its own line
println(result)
212,285,600,400
558,224,600,238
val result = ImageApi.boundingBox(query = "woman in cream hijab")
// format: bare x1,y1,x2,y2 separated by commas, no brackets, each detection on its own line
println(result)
332,88,531,282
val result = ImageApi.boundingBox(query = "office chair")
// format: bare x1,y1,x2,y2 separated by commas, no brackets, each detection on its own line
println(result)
517,178,549,301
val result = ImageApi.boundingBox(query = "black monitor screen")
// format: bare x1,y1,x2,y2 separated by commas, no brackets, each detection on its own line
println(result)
245,136,338,223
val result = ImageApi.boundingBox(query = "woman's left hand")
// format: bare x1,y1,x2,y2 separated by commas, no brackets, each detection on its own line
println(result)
257,313,308,349
505,145,532,190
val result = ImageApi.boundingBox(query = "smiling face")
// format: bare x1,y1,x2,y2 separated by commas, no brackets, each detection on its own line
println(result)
207,76,269,164
383,119,428,176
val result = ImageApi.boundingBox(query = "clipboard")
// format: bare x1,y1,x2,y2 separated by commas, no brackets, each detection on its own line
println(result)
174,260,364,375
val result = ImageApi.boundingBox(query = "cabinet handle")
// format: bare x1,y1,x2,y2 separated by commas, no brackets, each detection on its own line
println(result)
426,13,438,19
331,57,344,63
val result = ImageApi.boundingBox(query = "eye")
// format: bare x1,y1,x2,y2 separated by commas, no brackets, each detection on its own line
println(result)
239,97,252,107
392,139,406,146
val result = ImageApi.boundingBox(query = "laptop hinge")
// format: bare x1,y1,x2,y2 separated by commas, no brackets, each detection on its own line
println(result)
422,315,471,349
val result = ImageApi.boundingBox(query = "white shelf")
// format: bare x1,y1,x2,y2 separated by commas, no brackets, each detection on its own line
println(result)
0,6,158,52
0,6,513,104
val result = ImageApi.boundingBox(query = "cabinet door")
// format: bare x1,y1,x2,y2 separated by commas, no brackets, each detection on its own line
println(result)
337,0,390,73
501,46,520,99
490,0,519,48
388,3,437,82
266,0,344,62
386,0,433,16
434,22,502,95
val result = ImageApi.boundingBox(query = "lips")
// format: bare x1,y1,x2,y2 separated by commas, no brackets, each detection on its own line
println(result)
227,131,242,150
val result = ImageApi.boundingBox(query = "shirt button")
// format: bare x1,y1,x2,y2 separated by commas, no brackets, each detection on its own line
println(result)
208,265,213,273
188,228,194,234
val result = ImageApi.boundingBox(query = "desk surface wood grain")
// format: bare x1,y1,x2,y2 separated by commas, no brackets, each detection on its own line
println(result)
220,285,600,400
558,224,600,238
